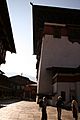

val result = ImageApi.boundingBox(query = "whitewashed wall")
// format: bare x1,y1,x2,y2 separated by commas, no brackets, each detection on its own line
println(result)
37,34,80,95
43,35,80,68
57,82,76,102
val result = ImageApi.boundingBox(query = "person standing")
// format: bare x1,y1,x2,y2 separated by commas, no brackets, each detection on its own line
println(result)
56,96,64,120
41,96,47,120
71,96,78,120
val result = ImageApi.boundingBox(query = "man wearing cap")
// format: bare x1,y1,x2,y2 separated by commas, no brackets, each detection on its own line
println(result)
56,96,64,120
41,96,47,120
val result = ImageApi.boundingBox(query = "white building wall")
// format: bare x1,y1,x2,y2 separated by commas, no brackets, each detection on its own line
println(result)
76,82,80,105
43,35,80,68
38,34,80,96
53,82,57,93
57,82,76,102
37,36,53,94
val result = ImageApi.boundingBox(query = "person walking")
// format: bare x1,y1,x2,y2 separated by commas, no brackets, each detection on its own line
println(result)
41,96,47,120
71,96,78,120
56,96,64,120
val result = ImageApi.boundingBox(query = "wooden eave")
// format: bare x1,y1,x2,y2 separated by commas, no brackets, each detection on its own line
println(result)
46,66,80,75
0,0,16,53
32,5,80,55
9,75,30,85
0,70,5,74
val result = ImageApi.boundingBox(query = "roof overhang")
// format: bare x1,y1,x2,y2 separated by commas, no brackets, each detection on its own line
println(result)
36,93,56,97
46,66,80,83
32,5,80,54
46,66,80,74
0,0,16,53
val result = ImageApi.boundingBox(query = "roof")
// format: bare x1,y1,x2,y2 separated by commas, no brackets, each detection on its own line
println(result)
8,75,36,85
32,5,80,54
9,75,30,85
0,0,16,53
0,73,8,79
0,70,5,74
28,84,37,87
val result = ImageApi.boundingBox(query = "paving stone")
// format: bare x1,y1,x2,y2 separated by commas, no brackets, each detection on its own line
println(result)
0,101,79,120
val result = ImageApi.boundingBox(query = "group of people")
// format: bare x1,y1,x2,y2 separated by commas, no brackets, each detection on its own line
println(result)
39,96,78,120
56,96,78,120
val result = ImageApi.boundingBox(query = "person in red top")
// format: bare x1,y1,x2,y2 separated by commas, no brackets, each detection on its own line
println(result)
71,96,78,120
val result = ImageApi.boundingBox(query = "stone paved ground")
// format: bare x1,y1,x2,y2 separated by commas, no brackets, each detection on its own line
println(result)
0,101,80,120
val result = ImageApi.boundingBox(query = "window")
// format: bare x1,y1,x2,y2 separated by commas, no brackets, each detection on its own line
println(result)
53,26,61,38
68,26,80,43
70,89,76,100
61,91,65,101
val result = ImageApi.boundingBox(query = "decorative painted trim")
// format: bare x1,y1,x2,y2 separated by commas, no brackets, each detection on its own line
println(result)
52,73,80,84
44,22,66,27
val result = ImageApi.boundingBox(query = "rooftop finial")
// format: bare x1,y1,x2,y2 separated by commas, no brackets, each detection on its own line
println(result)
30,2,34,6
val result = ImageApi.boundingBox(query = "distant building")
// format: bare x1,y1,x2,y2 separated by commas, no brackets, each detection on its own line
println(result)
9,75,37,101
0,73,13,99
32,5,80,105
0,0,16,65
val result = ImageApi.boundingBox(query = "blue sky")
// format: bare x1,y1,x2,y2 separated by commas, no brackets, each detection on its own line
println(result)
0,0,80,81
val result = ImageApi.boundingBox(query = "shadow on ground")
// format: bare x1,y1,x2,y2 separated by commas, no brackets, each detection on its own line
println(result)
0,99,21,108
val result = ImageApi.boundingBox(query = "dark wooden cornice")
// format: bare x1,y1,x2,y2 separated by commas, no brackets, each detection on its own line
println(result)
32,5,80,54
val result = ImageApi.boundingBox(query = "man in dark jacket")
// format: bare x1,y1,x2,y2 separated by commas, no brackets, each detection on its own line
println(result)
41,96,47,120
56,96,64,120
